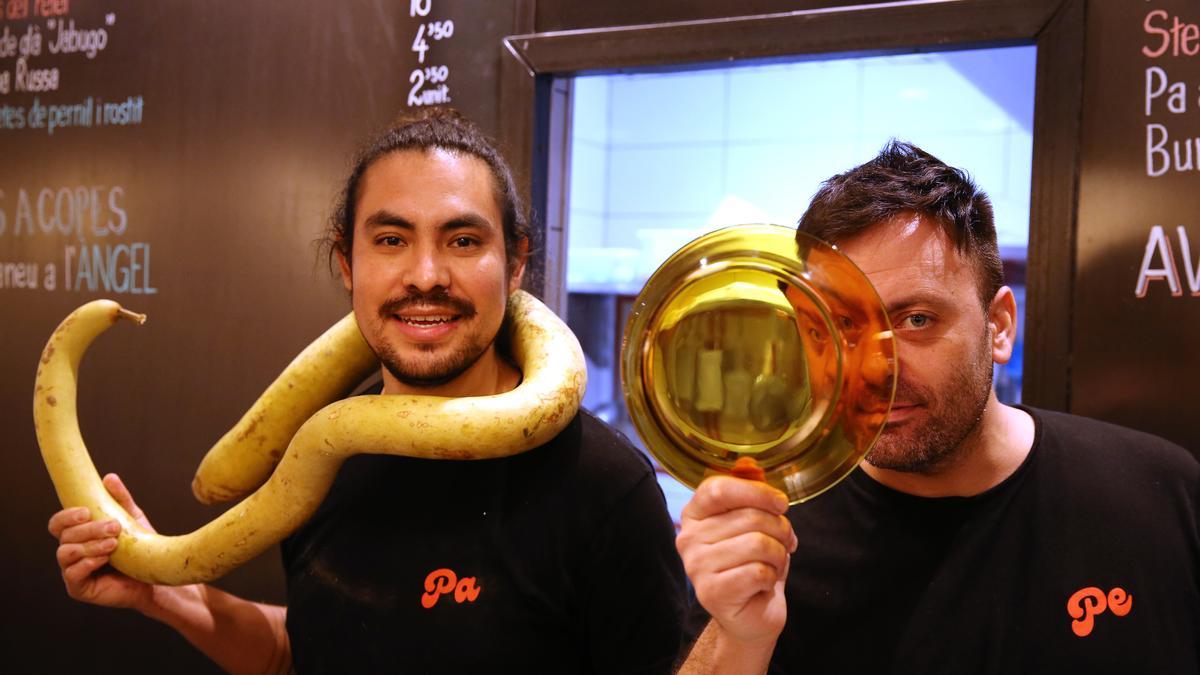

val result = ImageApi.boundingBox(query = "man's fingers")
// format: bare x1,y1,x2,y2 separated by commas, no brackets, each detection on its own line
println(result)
681,530,791,581
57,539,118,569
677,481,796,646
683,476,790,522
694,562,780,610
61,553,110,593
58,519,121,545
103,473,156,532
103,473,145,520
694,507,796,552
47,507,90,539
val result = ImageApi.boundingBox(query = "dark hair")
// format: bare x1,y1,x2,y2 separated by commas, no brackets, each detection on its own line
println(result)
325,107,531,277
798,140,1003,308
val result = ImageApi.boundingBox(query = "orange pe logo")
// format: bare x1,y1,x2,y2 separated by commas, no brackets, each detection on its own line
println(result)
1066,586,1133,637
420,568,482,609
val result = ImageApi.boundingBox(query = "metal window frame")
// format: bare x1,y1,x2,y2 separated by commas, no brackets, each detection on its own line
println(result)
498,0,1085,410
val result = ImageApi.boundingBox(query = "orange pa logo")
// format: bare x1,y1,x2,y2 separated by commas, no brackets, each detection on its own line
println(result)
421,568,482,609
1066,586,1133,637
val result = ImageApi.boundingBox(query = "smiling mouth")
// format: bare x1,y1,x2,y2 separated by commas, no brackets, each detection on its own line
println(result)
379,293,476,328
396,314,460,326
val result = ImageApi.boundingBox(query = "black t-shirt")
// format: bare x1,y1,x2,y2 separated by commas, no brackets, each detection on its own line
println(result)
763,406,1200,673
282,411,688,674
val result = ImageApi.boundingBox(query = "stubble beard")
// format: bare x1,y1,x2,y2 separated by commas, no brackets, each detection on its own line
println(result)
865,330,994,474
376,334,495,388
372,291,497,388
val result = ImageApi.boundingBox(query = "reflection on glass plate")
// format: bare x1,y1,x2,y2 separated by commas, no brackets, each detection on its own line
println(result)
621,224,896,503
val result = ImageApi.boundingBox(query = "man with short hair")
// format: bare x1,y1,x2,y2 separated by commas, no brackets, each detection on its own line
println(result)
49,108,688,674
676,141,1200,674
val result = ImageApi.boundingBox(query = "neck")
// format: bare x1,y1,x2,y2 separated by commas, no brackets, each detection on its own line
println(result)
860,393,1035,498
380,346,521,398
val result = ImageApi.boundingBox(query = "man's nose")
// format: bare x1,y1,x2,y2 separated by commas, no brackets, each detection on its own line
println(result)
859,330,895,391
402,244,451,292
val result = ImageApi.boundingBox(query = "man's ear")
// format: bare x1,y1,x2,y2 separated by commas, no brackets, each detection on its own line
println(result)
988,285,1018,364
508,237,529,294
336,245,353,292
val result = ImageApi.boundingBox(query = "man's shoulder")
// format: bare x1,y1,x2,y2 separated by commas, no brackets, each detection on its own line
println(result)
533,410,674,542
1025,405,1198,479
569,409,657,481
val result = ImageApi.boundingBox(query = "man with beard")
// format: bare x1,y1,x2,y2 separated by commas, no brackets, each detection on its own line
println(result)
676,141,1199,674
46,109,688,673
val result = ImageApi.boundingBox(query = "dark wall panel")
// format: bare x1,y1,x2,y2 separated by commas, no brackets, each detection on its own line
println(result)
1072,0,1200,453
534,0,894,32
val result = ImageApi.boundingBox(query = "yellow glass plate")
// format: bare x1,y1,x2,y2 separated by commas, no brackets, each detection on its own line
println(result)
621,224,896,503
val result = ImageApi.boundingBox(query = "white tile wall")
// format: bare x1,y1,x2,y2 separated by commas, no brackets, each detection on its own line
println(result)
564,211,604,252
725,140,862,225
571,77,610,143
568,142,607,216
609,71,728,144
727,61,862,141
607,145,725,219
862,64,999,135
568,46,1037,287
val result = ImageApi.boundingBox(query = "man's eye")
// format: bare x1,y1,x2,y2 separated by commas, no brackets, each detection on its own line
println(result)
838,315,862,346
379,236,403,247
451,236,479,248
901,314,931,329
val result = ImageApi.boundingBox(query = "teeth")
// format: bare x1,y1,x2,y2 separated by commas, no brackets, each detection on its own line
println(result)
399,315,454,326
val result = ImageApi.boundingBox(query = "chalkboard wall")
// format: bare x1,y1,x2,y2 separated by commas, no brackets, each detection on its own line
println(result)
1,0,1195,670
1072,1,1200,451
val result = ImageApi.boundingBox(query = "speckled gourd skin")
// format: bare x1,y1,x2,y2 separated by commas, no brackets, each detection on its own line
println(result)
33,290,585,585
190,312,379,505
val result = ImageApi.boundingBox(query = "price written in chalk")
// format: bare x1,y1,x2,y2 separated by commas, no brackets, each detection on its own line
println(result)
409,65,451,106
411,20,455,63
419,65,449,84
406,0,453,107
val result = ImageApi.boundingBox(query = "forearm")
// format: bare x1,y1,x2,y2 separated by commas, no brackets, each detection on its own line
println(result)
677,620,776,675
139,584,291,675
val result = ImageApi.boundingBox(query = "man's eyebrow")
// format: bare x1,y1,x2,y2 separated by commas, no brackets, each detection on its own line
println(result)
363,210,414,231
439,212,495,233
885,291,947,314
361,210,495,233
